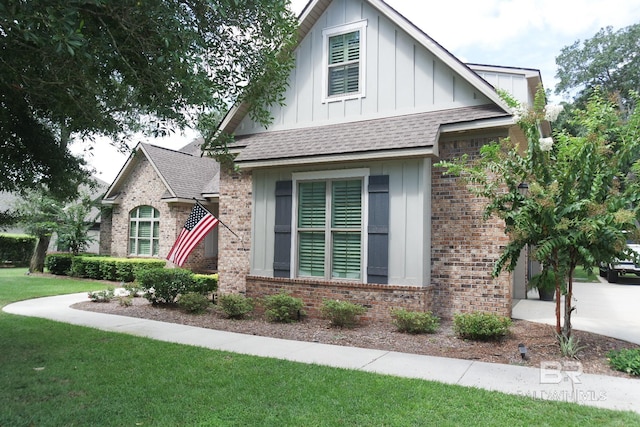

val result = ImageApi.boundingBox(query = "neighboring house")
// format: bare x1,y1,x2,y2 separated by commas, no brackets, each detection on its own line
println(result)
0,179,108,254
100,141,220,272
213,0,545,320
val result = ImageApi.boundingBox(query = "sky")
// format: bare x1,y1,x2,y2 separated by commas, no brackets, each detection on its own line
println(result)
73,0,640,184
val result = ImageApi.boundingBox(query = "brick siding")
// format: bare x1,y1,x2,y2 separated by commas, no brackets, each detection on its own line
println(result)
102,155,213,271
431,135,512,318
217,167,252,293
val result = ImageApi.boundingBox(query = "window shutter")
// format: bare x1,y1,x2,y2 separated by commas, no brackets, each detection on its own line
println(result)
273,181,292,277
367,175,389,284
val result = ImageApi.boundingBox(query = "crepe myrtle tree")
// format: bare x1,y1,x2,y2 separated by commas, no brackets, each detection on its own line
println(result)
436,87,640,341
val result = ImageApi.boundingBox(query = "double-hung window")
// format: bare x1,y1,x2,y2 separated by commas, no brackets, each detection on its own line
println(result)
129,205,160,256
322,20,367,102
295,172,366,280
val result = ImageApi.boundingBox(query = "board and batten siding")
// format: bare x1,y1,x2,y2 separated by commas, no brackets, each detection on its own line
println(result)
250,158,431,287
234,0,491,135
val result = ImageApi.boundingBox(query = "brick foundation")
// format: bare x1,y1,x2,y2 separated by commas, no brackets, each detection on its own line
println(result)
246,275,433,322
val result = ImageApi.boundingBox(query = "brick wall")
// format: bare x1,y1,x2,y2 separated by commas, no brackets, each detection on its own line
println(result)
246,276,433,322
104,155,211,270
99,208,112,256
217,167,252,293
431,135,512,318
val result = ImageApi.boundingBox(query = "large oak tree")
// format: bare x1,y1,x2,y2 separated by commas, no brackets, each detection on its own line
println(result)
0,0,297,198
555,22,640,110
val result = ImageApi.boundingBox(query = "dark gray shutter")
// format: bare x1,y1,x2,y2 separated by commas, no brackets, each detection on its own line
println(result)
273,181,292,277
367,175,389,284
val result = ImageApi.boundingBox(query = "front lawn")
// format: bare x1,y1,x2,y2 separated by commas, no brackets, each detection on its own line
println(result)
1,268,638,426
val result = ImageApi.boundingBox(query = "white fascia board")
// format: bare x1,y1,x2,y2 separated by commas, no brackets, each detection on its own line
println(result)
440,116,515,134
236,146,436,170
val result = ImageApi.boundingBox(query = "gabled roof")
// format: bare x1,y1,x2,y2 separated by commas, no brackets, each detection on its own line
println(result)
102,142,219,205
234,105,510,168
218,0,512,136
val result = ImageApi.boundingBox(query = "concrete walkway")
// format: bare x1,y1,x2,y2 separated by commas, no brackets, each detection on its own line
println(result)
513,279,640,345
4,290,640,415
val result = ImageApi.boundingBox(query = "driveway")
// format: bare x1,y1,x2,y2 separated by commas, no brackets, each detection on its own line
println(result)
513,278,640,345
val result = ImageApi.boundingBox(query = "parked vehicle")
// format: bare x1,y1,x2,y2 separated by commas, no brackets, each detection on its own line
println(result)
599,240,640,283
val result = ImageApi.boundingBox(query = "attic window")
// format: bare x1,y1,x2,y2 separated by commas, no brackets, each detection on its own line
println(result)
322,20,367,102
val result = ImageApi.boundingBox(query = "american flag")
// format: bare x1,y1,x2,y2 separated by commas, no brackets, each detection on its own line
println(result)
166,203,219,267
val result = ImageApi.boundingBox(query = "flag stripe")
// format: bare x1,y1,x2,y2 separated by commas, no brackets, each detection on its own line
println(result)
166,204,219,267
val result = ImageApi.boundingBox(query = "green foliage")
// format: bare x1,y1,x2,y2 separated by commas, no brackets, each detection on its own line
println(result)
453,312,512,341
263,292,305,323
137,268,196,305
192,274,218,294
555,23,640,109
51,255,165,282
44,253,74,275
437,86,640,340
122,282,143,297
320,299,367,328
88,288,114,303
0,234,36,266
217,293,254,319
178,292,211,314
556,333,585,359
390,308,440,334
607,348,640,376
118,295,133,307
55,194,99,255
0,0,297,195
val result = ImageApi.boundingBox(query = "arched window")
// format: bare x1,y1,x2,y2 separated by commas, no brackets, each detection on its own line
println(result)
129,206,160,256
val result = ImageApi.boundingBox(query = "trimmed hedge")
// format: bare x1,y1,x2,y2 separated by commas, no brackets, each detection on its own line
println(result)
44,254,166,282
0,234,36,266
44,253,74,275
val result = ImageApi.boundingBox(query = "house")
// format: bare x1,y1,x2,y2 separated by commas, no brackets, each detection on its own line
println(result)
100,141,220,272
213,0,544,320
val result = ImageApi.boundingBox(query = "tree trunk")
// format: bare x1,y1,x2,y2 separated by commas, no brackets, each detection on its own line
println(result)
555,281,562,335
29,236,51,273
562,268,576,339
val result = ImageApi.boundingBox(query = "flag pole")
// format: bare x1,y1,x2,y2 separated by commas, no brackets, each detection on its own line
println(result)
193,199,243,243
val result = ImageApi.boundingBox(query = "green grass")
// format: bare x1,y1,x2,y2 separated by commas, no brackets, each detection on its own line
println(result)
573,266,599,282
1,268,639,426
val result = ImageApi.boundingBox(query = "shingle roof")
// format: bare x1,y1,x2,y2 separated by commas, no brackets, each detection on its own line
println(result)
234,105,509,164
140,144,219,200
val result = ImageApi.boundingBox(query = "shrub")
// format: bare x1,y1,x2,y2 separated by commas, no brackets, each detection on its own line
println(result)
217,293,254,319
178,292,211,314
192,274,218,294
44,253,74,275
0,234,36,266
263,292,305,323
391,308,440,334
123,282,143,297
88,288,115,302
557,334,585,359
320,299,366,328
453,312,512,341
137,268,196,305
608,348,640,376
118,296,133,307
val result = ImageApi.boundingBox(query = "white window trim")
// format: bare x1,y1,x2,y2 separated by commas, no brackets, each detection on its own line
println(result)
321,20,368,104
128,206,160,257
291,169,369,282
